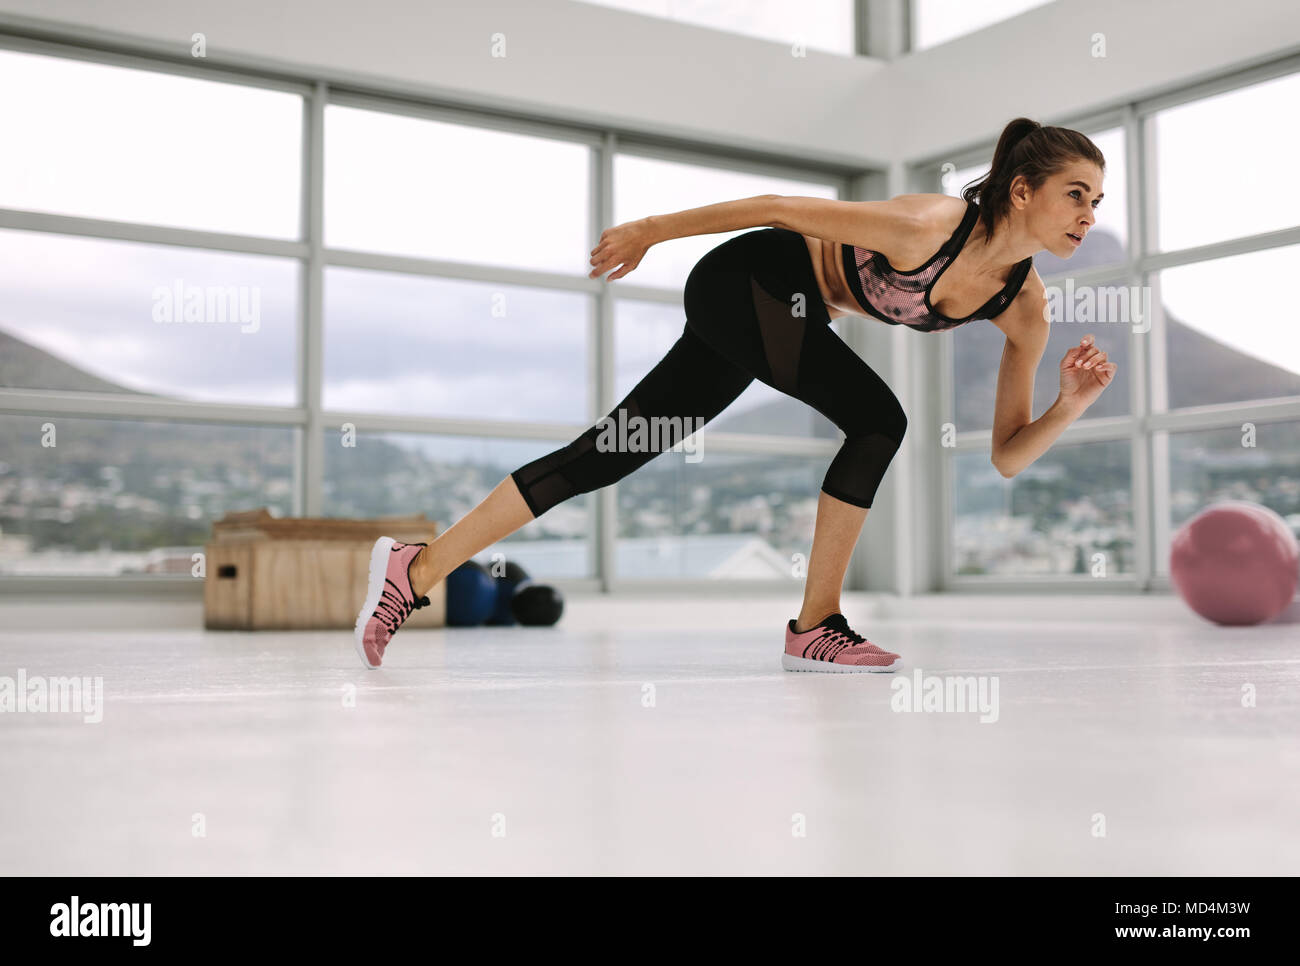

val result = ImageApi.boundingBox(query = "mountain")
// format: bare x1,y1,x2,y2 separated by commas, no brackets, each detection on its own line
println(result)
706,394,838,438
0,329,163,397
1164,319,1300,408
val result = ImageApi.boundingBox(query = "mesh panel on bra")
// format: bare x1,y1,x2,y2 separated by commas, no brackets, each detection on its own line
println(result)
841,199,993,332
849,249,947,327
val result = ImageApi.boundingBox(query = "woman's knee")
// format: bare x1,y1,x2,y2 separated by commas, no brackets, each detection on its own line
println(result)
843,394,907,446
889,403,908,444
823,428,903,509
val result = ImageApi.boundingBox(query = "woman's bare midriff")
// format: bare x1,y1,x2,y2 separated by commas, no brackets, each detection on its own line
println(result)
800,235,859,321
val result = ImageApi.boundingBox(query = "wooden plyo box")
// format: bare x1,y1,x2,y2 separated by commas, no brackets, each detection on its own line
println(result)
203,508,445,630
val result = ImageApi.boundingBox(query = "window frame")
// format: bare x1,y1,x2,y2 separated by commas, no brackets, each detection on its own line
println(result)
0,32,858,596
909,52,1300,592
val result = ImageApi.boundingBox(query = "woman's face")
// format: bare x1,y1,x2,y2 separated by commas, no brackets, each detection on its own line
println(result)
1021,160,1105,258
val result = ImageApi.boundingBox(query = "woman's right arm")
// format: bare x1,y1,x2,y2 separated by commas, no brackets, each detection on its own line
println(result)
590,195,783,279
644,194,784,242
645,193,934,246
588,193,933,280
768,194,934,250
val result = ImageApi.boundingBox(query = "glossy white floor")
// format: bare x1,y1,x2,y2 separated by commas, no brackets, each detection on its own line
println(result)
2,592,1297,876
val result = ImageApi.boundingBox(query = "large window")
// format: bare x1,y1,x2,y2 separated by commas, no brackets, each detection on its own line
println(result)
0,228,300,406
323,267,591,423
0,415,295,576
1143,69,1300,580
324,105,591,274
0,48,307,579
929,61,1300,589
0,49,301,237
1153,72,1300,250
1158,246,1300,411
952,440,1134,577
0,41,849,586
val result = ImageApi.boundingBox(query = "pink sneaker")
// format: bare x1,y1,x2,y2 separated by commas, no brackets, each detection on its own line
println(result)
782,612,901,673
354,537,431,669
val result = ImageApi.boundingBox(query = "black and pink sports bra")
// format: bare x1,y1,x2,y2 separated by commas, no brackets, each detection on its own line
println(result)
839,199,1032,332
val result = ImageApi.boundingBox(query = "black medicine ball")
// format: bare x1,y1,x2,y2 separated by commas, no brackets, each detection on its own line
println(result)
510,583,564,626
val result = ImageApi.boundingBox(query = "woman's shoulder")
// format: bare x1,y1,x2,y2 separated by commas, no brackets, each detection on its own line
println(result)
888,193,971,230
874,193,970,265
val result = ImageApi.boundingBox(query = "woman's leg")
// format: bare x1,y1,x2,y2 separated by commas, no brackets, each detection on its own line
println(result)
787,315,907,628
794,492,868,633
408,475,533,598
408,324,754,598
737,261,908,630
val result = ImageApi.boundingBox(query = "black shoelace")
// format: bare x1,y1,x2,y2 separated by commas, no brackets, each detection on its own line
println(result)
831,624,868,646
374,578,430,633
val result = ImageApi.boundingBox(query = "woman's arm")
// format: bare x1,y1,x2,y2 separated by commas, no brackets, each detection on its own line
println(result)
590,192,937,280
645,194,783,242
769,194,934,250
589,195,781,279
993,391,1086,479
989,274,1117,477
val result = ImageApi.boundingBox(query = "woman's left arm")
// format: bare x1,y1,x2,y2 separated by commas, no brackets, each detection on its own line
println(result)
988,275,1118,477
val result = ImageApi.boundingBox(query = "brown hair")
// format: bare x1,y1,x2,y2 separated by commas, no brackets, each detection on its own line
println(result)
961,117,1105,245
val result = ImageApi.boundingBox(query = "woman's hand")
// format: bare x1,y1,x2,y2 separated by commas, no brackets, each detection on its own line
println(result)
588,218,656,280
1058,333,1117,410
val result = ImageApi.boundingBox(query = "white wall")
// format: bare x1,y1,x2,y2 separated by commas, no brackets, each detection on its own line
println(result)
1,0,1297,169
890,0,1300,161
0,0,890,168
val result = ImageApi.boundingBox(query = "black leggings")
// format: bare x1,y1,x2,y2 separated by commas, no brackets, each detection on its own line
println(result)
509,228,907,518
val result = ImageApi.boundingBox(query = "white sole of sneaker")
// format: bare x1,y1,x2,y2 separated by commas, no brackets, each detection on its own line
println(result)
782,652,901,673
353,535,396,670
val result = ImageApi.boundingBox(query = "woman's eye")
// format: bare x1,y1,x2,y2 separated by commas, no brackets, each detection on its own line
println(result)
1070,190,1082,199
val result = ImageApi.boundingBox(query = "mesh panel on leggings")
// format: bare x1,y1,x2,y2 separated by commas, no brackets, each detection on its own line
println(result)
821,431,904,509
750,275,805,395
510,327,754,519
510,430,600,518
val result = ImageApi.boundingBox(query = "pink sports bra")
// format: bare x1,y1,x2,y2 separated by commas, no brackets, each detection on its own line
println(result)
839,199,1032,332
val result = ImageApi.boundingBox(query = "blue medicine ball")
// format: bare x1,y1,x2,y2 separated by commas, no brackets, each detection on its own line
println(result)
445,560,497,626
487,560,531,626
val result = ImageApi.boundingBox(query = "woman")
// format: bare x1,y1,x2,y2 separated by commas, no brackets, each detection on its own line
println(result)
355,117,1116,672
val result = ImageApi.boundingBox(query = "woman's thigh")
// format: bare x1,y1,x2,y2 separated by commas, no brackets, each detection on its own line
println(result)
682,227,830,392
683,227,904,439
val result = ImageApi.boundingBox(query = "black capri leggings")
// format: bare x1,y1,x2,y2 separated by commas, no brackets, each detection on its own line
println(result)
509,228,908,518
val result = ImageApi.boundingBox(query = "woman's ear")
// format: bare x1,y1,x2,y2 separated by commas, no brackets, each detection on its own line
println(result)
1008,174,1032,211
